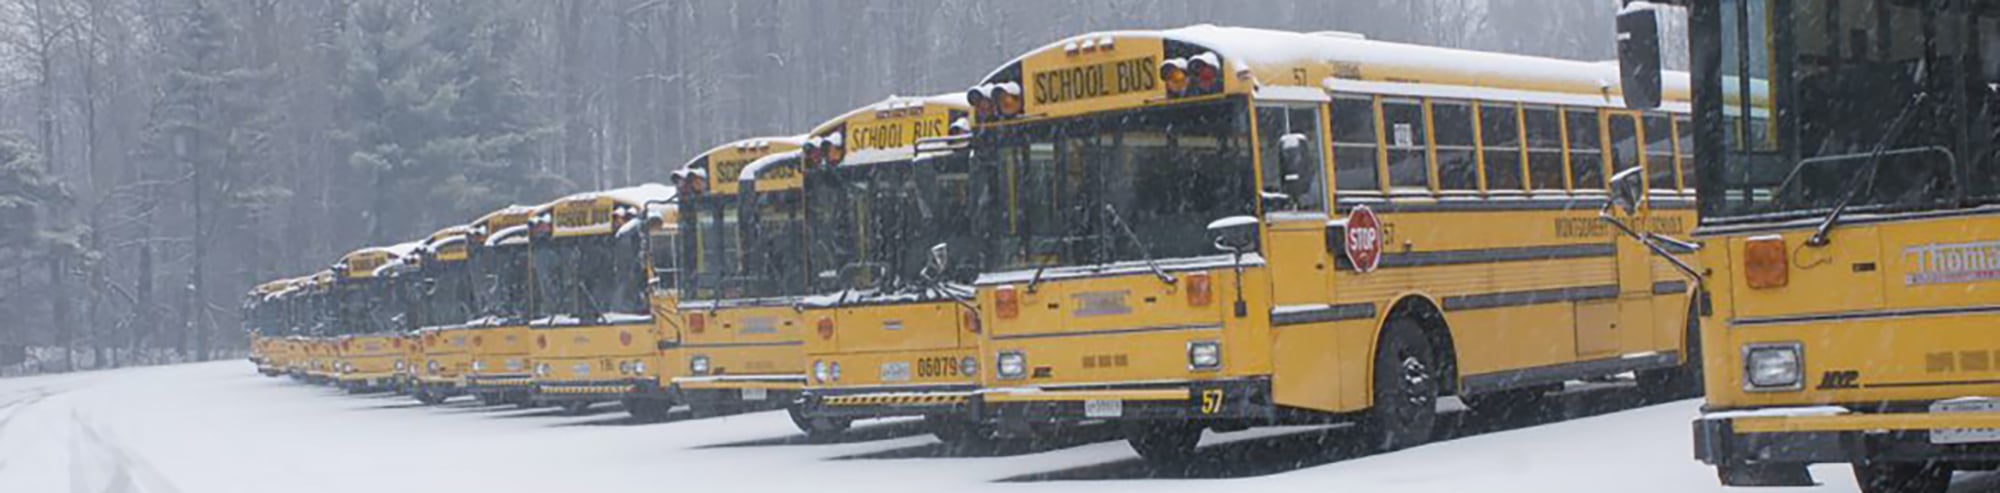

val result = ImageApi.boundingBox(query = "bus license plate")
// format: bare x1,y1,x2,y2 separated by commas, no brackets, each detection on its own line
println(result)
1929,398,2000,445
741,388,768,401
880,362,911,382
1084,399,1123,418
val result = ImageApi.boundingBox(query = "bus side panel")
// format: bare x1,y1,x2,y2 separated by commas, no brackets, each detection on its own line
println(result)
1272,318,1376,413
1265,219,1333,307
1447,304,1578,376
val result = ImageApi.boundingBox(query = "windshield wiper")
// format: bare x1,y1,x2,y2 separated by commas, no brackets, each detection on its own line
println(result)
1102,203,1176,286
1806,92,1927,247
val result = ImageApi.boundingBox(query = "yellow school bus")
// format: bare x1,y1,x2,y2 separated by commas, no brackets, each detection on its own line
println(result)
963,25,1700,461
302,269,339,385
459,205,541,406
790,94,986,438
406,225,476,404
670,136,809,417
526,184,678,415
330,242,423,393
1612,2,2000,491
245,278,296,377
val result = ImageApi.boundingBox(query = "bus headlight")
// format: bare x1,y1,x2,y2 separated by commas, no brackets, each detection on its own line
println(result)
690,355,711,375
427,361,441,374
996,351,1026,380
1744,342,1803,391
535,363,551,377
812,360,829,383
828,362,841,382
395,360,406,371
959,356,978,377
620,361,635,375
632,362,648,375
1188,341,1222,370
471,360,486,372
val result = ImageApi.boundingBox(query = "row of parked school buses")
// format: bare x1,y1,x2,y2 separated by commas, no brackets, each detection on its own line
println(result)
243,3,2000,491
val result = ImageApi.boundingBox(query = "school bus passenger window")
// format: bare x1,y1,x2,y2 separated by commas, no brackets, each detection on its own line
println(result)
1674,117,1694,190
1522,105,1565,190
1607,114,1641,175
1479,102,1524,192
1642,115,1675,191
1564,108,1604,190
1381,99,1430,191
1256,104,1326,213
1330,96,1380,192
1430,100,1477,191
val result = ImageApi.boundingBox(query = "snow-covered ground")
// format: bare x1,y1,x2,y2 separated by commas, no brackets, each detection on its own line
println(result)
0,361,1993,493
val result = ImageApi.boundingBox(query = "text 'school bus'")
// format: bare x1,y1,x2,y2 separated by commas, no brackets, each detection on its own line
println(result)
1615,2,2000,492
244,277,297,377
670,136,810,417
458,205,542,406
407,225,476,404
329,242,424,393
525,184,679,415
301,269,339,385
960,25,1700,462
789,94,990,439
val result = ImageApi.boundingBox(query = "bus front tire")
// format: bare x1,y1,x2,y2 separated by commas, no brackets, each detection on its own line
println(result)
787,406,851,439
625,398,673,421
413,390,446,406
1854,460,1952,493
1360,317,1440,452
1124,423,1202,464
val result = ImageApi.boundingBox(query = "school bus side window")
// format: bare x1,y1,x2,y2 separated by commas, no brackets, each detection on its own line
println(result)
1674,117,1695,190
1479,102,1524,192
1382,99,1430,191
1565,107,1604,191
1431,100,1477,191
1330,96,1380,192
1523,105,1565,190
1257,104,1327,213
1642,115,1675,191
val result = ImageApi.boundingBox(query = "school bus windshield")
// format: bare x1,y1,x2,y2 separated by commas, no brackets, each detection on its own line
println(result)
472,244,531,324
806,153,984,295
737,186,810,299
418,259,475,328
529,235,648,321
1702,0,2000,223
978,98,1254,272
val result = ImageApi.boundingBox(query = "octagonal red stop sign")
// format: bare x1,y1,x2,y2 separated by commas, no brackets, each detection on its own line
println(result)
1345,205,1384,273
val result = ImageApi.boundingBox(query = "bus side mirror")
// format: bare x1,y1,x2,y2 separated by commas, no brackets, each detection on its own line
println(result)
1609,167,1646,216
1208,216,1259,253
928,243,950,274
1617,3,1663,110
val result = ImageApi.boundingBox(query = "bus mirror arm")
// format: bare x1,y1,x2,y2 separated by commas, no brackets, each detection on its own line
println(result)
1597,202,1704,284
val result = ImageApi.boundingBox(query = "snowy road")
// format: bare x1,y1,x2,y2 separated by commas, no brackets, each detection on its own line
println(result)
0,362,1992,493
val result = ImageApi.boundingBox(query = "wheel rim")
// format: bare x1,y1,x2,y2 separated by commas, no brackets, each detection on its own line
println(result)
1398,354,1435,408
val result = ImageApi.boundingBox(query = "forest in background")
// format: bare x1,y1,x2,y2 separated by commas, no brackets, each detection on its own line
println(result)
0,0,1677,373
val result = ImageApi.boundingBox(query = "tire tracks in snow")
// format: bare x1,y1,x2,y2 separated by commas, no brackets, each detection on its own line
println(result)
68,410,183,493
0,387,66,475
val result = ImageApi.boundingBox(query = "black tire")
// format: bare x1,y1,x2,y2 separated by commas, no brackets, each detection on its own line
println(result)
560,400,592,416
413,390,446,405
1124,423,1203,464
927,415,1006,451
1462,384,1556,421
1360,317,1441,452
1854,461,1952,493
624,398,673,421
1640,301,1706,400
477,392,510,407
786,405,851,440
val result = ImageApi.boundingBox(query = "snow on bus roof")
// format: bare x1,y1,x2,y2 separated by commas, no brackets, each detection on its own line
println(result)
556,182,676,207
978,24,1690,102
807,92,971,136
738,150,803,182
474,204,538,225
674,135,808,172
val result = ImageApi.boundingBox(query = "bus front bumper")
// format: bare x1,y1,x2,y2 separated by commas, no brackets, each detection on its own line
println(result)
463,373,534,395
334,373,398,390
798,384,978,420
1695,404,2000,483
672,376,806,407
978,377,1273,425
532,379,661,404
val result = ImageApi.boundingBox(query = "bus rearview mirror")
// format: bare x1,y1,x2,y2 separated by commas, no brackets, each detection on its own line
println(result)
1609,167,1645,216
1207,216,1259,253
1617,4,1663,110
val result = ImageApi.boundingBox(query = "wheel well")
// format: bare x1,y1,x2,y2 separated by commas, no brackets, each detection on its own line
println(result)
1385,296,1459,396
